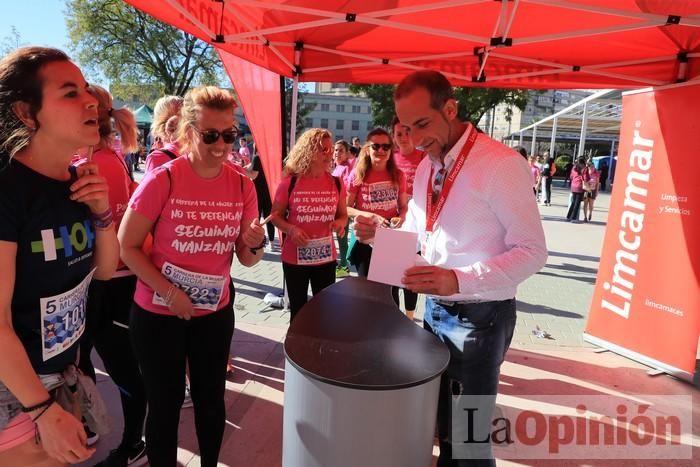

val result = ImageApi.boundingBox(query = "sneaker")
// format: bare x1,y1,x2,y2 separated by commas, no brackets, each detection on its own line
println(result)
84,424,100,446
182,385,193,408
335,266,350,278
94,440,148,467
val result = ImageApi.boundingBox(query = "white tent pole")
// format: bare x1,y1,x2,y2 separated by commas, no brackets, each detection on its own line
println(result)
228,18,344,40
577,101,589,158
579,68,665,86
366,0,486,18
526,0,668,22
550,117,557,155
519,132,523,147
224,4,296,72
289,77,299,149
517,21,660,47
165,0,214,36
530,125,537,157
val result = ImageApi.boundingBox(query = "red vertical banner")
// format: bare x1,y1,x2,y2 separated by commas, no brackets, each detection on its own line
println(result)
584,83,700,382
217,48,282,197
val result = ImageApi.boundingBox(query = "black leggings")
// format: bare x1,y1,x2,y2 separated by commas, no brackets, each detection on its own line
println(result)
258,192,275,242
130,293,235,467
391,286,418,311
78,275,146,449
566,191,584,220
351,242,418,311
283,261,336,321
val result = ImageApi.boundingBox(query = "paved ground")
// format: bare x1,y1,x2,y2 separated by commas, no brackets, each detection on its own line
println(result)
80,180,698,467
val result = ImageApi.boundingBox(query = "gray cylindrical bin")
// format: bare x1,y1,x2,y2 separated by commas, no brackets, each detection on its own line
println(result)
283,277,450,467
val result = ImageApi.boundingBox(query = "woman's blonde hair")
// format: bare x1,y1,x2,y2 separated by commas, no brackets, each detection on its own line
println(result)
284,128,332,176
88,84,138,154
352,127,400,187
150,95,183,143
176,86,237,154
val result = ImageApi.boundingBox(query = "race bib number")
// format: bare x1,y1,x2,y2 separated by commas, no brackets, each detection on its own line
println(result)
154,262,226,311
297,236,333,265
41,268,96,362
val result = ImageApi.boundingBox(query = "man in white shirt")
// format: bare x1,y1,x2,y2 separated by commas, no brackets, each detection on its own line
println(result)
355,70,547,466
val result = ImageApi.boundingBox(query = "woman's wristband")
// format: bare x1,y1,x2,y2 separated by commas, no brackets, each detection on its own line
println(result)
91,207,114,230
22,393,54,413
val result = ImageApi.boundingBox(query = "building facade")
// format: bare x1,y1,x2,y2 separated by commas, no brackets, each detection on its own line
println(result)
301,91,374,142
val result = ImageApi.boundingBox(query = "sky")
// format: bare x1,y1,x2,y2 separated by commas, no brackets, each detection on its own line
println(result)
1,0,72,51
0,0,316,92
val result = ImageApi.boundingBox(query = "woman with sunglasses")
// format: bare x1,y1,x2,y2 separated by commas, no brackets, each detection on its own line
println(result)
118,86,265,467
0,47,119,466
346,128,408,277
270,128,348,321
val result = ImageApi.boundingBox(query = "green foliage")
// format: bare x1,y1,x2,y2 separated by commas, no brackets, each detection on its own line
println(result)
65,0,223,100
1,26,25,56
348,84,396,128
349,83,530,128
455,88,530,124
554,155,572,176
285,79,315,142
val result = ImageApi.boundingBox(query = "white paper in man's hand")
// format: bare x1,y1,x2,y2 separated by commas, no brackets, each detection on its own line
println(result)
367,228,419,287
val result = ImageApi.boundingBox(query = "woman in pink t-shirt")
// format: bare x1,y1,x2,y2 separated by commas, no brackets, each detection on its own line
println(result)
582,160,600,222
270,129,348,320
118,86,265,466
145,95,183,174
390,117,425,321
347,127,408,277
73,84,149,465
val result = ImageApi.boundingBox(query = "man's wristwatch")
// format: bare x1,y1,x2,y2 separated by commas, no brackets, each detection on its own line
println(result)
249,238,267,254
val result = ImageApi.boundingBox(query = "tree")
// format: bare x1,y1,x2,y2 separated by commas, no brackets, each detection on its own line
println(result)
349,83,530,129
284,78,315,143
66,0,222,101
1,26,25,56
348,84,396,128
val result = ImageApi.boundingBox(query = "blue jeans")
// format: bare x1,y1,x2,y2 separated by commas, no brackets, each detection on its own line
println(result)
424,297,517,467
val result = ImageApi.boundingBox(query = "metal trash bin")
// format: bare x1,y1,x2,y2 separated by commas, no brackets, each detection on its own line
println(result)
283,277,450,467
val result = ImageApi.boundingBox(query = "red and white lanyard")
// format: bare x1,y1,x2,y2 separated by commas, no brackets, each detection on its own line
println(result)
425,126,477,233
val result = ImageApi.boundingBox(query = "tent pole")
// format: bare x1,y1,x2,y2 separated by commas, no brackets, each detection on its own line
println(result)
289,77,299,149
530,125,537,156
550,116,557,156
577,101,589,158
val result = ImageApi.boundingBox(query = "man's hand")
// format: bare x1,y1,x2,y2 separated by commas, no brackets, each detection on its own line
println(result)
353,214,379,243
402,265,459,296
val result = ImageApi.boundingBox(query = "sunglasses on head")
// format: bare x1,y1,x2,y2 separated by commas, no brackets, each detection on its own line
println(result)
197,127,239,145
370,143,393,151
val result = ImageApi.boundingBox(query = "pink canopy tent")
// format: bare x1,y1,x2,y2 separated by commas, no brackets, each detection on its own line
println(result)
124,0,700,194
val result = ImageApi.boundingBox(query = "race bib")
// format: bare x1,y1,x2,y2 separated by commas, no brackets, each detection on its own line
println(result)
41,268,96,362
154,262,226,311
297,236,333,265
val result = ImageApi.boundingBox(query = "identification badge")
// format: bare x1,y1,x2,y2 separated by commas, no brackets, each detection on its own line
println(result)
41,268,96,362
154,262,226,311
297,236,333,265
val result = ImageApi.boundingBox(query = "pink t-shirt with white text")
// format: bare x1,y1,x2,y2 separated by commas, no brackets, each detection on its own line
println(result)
275,174,343,266
347,169,406,221
145,142,181,174
393,149,425,197
129,156,258,316
76,148,132,270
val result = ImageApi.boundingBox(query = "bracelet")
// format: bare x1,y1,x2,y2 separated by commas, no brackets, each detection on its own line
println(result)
162,283,176,306
249,238,267,254
91,207,114,230
31,401,54,423
21,393,55,413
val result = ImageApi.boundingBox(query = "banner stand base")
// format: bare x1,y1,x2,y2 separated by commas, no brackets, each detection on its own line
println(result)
583,333,696,385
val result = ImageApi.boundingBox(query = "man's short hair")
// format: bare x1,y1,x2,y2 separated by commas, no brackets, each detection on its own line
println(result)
394,70,454,111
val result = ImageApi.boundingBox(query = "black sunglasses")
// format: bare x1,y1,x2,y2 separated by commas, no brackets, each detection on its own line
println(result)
370,143,393,151
197,127,238,145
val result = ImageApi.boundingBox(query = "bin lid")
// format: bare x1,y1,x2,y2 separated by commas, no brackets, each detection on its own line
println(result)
284,277,450,390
